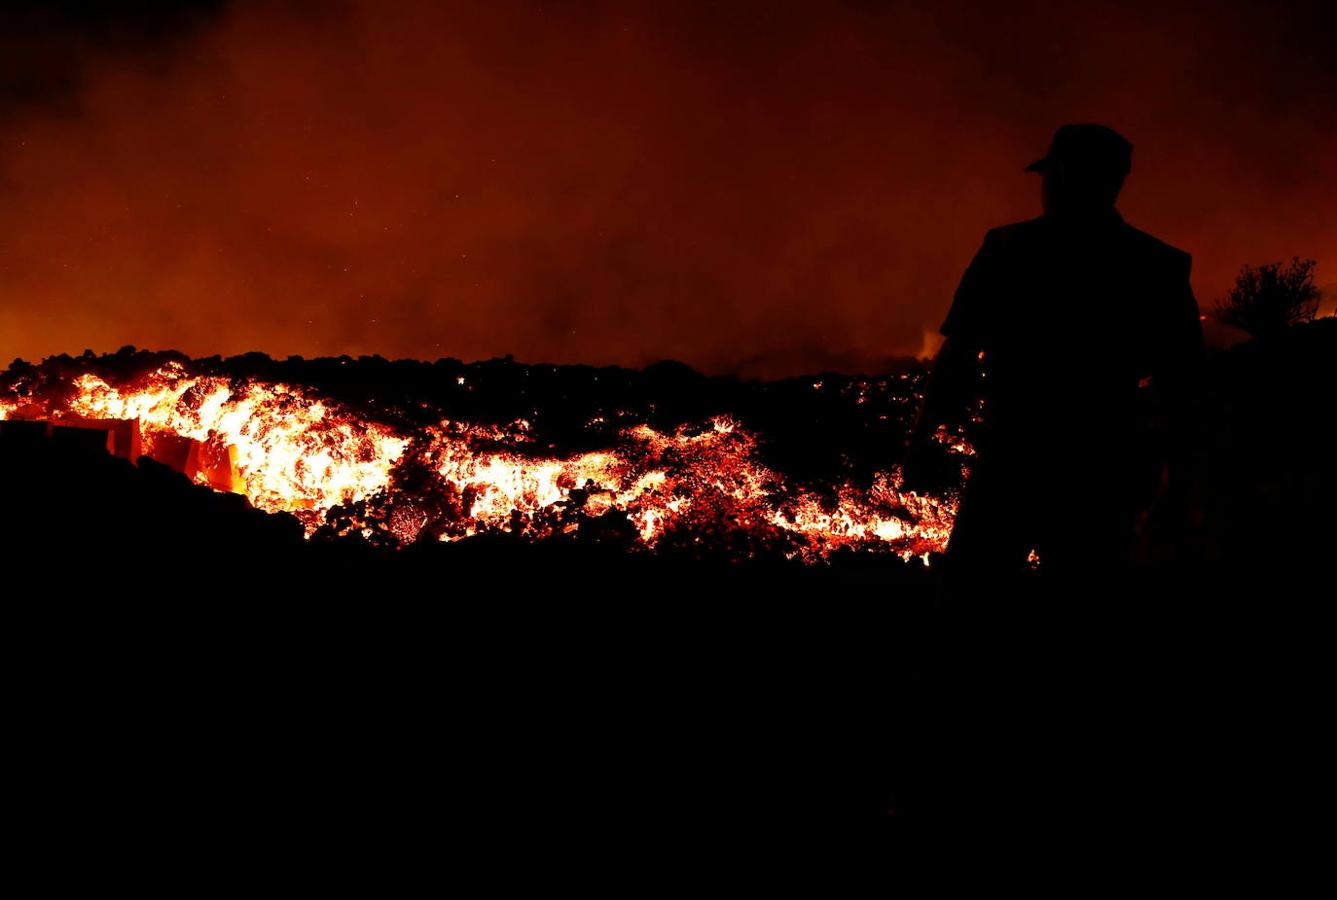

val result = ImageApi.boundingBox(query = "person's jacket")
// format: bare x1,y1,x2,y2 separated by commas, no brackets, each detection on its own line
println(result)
916,208,1204,477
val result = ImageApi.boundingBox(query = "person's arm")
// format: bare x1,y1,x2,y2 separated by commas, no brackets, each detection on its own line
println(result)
901,230,996,491
1146,251,1206,517
1154,252,1205,462
908,334,983,447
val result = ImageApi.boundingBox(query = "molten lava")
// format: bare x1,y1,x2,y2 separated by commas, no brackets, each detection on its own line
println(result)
0,357,965,563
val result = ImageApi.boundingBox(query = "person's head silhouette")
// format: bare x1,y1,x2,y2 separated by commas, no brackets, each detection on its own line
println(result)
1025,124,1132,219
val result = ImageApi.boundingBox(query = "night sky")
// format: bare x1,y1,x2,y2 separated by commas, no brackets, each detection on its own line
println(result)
1,0,1333,377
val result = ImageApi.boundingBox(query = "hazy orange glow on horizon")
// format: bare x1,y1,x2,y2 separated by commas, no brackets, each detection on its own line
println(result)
1,0,1332,377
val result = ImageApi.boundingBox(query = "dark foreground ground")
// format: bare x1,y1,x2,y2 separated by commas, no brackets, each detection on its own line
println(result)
4,321,1334,884
9,538,1328,885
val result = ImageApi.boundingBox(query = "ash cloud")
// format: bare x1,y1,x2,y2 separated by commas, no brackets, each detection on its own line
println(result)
0,0,1333,377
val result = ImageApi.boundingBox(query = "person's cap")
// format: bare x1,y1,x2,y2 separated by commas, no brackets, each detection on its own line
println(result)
1024,123,1133,177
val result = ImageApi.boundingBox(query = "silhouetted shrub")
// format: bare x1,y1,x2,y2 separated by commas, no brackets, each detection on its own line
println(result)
1216,256,1320,338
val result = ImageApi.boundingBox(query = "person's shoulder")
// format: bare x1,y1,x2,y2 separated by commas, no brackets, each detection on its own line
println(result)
978,216,1046,253
1119,221,1192,268
984,216,1046,242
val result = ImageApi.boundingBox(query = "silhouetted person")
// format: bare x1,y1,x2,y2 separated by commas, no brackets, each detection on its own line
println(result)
903,124,1205,597
897,126,1209,845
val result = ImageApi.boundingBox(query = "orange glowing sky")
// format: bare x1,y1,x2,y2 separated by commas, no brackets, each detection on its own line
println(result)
1,0,1333,377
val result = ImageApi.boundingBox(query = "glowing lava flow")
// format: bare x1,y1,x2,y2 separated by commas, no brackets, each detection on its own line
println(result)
67,363,408,518
1,361,961,562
